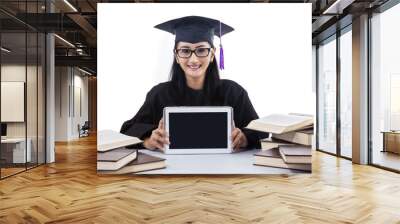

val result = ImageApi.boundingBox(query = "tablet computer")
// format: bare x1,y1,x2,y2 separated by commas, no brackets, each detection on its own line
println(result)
164,106,233,154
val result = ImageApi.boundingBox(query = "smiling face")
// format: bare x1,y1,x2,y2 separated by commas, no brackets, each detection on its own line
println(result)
175,41,215,82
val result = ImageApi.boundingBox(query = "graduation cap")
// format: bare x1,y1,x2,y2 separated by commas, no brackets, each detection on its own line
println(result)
154,16,234,70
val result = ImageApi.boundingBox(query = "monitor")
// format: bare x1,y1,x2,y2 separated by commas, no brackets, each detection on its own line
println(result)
1,123,7,138
164,106,233,154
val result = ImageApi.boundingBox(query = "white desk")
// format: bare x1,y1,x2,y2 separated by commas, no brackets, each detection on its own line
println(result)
1,138,31,163
137,149,306,175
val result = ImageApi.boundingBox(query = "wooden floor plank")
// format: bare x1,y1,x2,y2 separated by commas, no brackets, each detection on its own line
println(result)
0,134,399,223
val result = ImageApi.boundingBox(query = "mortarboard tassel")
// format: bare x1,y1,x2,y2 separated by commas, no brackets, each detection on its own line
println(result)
219,20,224,70
219,44,224,70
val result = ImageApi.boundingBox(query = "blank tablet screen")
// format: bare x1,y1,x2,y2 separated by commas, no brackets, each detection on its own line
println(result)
169,112,228,149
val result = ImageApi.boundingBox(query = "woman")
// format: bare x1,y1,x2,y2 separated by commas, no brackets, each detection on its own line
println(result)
120,16,266,151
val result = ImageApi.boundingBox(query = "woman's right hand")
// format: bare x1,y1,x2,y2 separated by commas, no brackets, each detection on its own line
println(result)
143,119,169,152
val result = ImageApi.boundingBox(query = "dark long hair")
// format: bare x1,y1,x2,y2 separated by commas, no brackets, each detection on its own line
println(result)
169,46,221,104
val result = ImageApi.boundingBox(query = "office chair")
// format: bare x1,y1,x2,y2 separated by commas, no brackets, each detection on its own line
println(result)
79,121,90,138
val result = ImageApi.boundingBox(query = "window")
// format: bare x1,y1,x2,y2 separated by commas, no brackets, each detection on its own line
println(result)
317,35,337,154
370,2,400,171
339,27,352,158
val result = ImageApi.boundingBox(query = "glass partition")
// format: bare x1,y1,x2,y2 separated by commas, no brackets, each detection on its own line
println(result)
27,30,38,169
38,31,45,165
0,1,46,179
1,31,28,177
317,35,337,155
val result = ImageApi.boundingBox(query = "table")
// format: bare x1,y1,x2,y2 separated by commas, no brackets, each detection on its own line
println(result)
1,138,31,163
382,131,400,154
137,149,306,175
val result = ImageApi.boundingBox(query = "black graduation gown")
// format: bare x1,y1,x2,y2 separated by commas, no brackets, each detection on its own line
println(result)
120,79,267,149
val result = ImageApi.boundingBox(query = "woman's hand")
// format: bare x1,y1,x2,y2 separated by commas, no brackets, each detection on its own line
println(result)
231,127,248,151
143,119,169,152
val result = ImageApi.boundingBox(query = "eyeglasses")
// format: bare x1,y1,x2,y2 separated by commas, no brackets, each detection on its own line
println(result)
175,47,211,58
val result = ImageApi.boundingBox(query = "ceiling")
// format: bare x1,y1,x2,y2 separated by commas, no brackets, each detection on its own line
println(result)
0,0,392,75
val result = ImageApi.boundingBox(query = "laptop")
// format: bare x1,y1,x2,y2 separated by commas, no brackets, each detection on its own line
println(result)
163,106,233,154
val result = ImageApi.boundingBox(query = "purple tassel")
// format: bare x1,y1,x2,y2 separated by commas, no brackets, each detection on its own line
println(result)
219,45,224,70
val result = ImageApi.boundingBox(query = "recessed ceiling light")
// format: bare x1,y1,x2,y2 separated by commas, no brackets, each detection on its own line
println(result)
1,47,11,53
54,34,75,48
323,0,355,15
77,67,93,76
63,0,78,12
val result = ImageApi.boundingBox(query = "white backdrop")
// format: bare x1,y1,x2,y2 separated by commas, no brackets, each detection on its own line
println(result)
98,3,313,132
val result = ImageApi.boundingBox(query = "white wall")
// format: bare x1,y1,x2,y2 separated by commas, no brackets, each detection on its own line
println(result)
72,73,89,138
55,67,68,141
98,3,313,132
55,67,89,141
1,65,35,138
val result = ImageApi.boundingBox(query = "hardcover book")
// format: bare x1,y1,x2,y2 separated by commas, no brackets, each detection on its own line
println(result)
98,130,142,152
254,149,311,171
246,114,313,134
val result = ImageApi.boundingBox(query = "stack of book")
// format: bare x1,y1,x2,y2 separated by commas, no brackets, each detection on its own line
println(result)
97,130,166,174
246,113,313,172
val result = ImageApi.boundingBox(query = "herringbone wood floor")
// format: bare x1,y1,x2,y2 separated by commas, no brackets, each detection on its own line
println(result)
1,134,400,224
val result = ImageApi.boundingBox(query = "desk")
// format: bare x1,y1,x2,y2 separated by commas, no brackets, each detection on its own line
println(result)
1,138,31,163
137,149,305,174
382,131,400,154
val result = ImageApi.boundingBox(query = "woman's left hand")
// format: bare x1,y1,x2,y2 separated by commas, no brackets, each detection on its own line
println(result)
231,127,248,151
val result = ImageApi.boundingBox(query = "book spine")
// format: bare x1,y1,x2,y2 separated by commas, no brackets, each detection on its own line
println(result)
272,132,312,146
